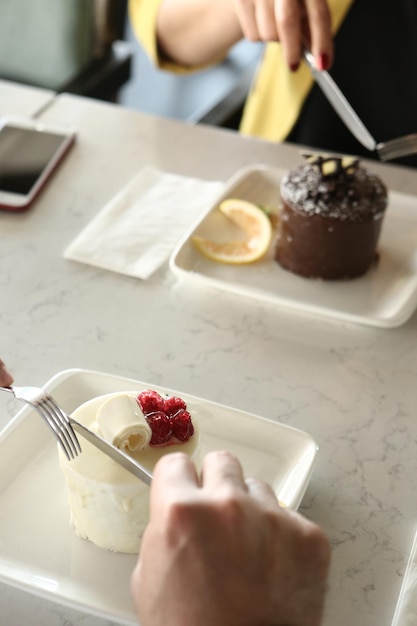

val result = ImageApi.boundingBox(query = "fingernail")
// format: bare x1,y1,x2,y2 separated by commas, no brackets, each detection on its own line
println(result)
290,61,300,72
317,53,329,71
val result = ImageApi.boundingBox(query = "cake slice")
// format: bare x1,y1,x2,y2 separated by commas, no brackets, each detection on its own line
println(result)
275,154,388,280
58,389,200,553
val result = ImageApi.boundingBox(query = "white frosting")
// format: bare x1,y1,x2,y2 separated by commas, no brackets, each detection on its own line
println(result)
59,391,200,553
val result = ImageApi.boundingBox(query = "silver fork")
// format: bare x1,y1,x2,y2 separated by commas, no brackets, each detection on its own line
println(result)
0,385,153,485
376,134,417,161
0,385,81,461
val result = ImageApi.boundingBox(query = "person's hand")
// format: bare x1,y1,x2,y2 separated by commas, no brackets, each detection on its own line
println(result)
232,0,333,70
156,0,332,70
0,359,13,387
131,450,330,626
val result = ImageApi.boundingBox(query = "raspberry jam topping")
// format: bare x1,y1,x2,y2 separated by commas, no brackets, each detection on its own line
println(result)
164,396,187,417
172,409,194,442
137,390,166,414
146,411,173,446
137,390,195,446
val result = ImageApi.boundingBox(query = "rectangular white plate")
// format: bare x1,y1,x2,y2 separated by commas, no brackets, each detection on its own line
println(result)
0,368,317,625
169,164,417,328
391,527,417,626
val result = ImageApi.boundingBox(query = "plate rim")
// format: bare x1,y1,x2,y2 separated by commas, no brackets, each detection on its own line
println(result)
0,367,318,624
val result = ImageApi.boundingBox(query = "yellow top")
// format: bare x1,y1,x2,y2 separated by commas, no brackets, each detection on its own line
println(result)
129,0,355,142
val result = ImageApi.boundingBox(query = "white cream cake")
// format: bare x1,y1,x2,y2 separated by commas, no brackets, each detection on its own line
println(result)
58,390,200,553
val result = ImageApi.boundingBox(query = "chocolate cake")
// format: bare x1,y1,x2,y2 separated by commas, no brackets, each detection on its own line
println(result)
275,155,388,280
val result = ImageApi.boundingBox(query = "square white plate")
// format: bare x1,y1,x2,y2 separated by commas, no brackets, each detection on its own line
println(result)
0,368,317,625
169,164,417,328
391,527,417,626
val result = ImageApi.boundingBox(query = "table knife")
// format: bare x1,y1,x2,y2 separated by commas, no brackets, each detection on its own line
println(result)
303,50,377,152
70,417,152,486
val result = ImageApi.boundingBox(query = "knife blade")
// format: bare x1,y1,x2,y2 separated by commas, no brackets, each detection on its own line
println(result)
70,417,152,486
303,50,377,152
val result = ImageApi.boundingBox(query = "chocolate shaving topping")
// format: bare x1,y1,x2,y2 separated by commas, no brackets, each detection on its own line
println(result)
301,152,360,179
281,155,388,221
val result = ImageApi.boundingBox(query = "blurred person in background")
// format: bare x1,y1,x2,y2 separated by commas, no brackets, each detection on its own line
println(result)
129,0,417,167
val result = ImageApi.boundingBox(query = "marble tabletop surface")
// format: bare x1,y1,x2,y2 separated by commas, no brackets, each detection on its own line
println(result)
0,79,55,118
1,86,417,626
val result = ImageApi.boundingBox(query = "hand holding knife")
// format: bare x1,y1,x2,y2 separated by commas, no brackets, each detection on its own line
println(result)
302,49,417,161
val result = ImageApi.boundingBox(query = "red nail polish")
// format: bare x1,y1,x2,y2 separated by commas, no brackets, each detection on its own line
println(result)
317,53,329,71
290,61,300,72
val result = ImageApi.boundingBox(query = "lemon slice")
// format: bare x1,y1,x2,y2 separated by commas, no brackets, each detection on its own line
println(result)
192,198,273,264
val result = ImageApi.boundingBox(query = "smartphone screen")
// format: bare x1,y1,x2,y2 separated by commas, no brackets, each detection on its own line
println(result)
0,125,69,196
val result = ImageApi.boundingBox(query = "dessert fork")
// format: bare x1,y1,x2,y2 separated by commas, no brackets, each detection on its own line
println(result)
0,385,81,461
0,384,153,485
376,134,417,162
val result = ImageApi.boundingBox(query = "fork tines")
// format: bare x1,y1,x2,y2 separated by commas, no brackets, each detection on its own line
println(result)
39,394,82,460
0,385,82,461
377,133,417,161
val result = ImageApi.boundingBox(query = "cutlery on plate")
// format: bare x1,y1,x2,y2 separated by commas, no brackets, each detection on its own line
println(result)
303,49,417,162
70,417,152,486
0,385,152,486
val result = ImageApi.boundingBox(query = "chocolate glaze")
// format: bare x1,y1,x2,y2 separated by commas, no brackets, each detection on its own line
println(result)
275,161,388,280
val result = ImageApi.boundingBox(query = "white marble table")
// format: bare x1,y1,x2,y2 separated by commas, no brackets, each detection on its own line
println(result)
0,78,55,118
1,90,417,626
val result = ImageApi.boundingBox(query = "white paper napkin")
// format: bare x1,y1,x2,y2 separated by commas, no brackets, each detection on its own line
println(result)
64,166,223,279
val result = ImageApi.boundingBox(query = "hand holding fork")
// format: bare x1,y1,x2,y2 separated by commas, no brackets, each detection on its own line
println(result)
0,359,152,485
0,359,81,461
